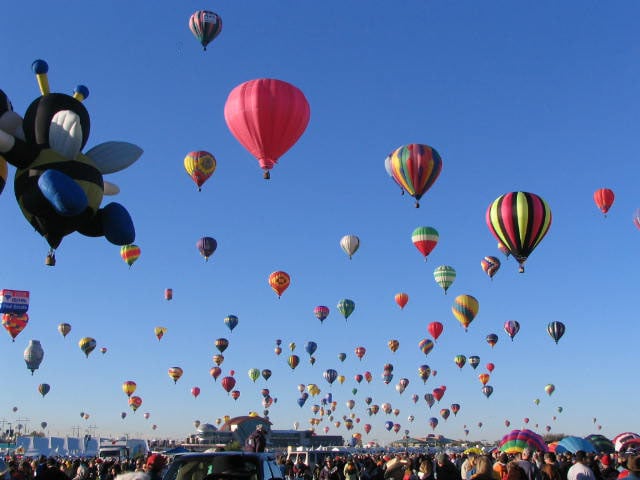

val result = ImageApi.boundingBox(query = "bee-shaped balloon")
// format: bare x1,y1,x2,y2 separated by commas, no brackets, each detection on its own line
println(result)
0,60,142,265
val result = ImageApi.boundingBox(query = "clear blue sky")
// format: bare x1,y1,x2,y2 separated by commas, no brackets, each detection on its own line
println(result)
1,1,639,446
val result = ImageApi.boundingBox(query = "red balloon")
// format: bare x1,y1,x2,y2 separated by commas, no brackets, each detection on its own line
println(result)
191,386,201,398
428,321,444,341
224,79,310,179
221,376,236,393
486,363,495,373
432,387,445,402
594,188,615,216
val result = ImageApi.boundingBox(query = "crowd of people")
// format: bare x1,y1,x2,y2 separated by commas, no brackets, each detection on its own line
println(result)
279,449,640,480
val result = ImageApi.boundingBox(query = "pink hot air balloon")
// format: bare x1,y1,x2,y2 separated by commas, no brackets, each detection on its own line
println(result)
224,79,310,179
191,387,201,398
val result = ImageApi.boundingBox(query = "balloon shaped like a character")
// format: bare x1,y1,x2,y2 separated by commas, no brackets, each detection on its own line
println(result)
224,79,310,179
388,144,443,208
0,60,142,265
184,151,216,190
189,11,223,51
486,192,552,273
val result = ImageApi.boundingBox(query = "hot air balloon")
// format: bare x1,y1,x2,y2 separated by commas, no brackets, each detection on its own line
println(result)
154,326,167,341
129,396,142,412
197,237,217,261
269,271,290,298
337,299,355,320
38,383,50,397
221,376,236,394
261,369,272,381
191,387,200,398
57,322,71,338
486,334,499,348
452,295,479,331
504,321,520,341
122,381,136,397
314,306,329,323
534,398,540,405
230,390,240,400
184,151,216,191
486,363,495,373
364,371,372,383
121,412,127,420
482,385,494,398
215,338,229,353
323,369,338,385
2,313,28,341
388,339,400,353
428,321,444,341
394,293,409,309
478,373,490,386
224,315,239,332
354,346,366,360
481,256,501,279
429,417,439,430
418,365,431,384
454,355,466,370
224,78,310,179
469,356,480,369
40,422,47,430
287,355,299,370
100,347,107,354
505,420,511,428
545,384,555,396
337,352,347,362
168,367,183,383
412,227,439,261
143,412,150,420
440,409,450,421
340,235,360,259
388,144,443,208
248,368,260,382
451,404,460,416
164,288,173,300
547,321,566,344
120,244,140,267
498,429,547,453
594,188,615,216
78,337,96,358
188,10,222,50
434,265,456,294
486,192,552,273
432,387,445,402
418,339,435,356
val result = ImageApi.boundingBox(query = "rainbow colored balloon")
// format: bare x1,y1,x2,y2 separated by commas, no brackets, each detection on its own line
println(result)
418,338,435,356
451,294,479,331
388,144,443,208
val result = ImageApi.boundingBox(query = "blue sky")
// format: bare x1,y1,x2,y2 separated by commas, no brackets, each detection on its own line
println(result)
1,1,639,445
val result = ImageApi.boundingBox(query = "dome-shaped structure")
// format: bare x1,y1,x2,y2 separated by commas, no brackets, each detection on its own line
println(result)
219,416,272,445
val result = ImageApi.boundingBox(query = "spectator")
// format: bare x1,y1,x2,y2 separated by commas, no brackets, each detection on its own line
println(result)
567,452,595,480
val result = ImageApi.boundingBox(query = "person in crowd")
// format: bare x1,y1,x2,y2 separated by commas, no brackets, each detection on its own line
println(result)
540,453,561,480
435,453,462,480
598,455,618,480
507,463,528,480
144,454,166,480
623,455,640,480
461,455,478,480
470,456,494,480
417,458,434,480
567,451,595,480
344,458,360,480
244,425,267,453
517,449,542,480
494,454,510,480
319,459,341,480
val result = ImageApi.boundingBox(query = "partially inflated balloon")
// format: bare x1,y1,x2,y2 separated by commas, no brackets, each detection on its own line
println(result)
224,79,310,179
389,144,443,208
188,11,222,50
433,265,456,294
452,295,479,331
486,192,552,273
184,151,216,190
269,271,290,298
594,188,615,216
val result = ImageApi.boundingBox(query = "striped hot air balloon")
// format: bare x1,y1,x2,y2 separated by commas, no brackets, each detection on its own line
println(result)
433,265,456,294
412,227,439,261
486,192,552,273
547,321,566,344
388,144,443,208
189,11,223,51
593,188,615,216
452,295,479,331
120,244,140,267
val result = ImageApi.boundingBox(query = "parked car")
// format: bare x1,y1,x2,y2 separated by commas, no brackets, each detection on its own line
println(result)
163,452,284,480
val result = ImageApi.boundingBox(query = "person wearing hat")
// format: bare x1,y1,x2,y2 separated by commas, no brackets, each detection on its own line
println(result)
598,455,618,480
435,453,461,480
144,454,167,480
244,424,267,452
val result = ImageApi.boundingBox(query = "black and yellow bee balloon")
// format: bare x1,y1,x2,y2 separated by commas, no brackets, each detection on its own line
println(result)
0,60,143,265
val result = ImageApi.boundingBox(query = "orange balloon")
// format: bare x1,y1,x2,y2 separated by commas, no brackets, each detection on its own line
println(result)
269,271,290,298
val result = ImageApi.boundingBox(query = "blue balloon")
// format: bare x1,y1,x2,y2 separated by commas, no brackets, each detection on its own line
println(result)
38,169,88,216
385,421,393,431
305,341,317,356
101,202,135,245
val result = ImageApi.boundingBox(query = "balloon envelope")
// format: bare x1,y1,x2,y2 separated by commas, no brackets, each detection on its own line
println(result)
499,429,547,454
189,10,223,50
389,144,443,207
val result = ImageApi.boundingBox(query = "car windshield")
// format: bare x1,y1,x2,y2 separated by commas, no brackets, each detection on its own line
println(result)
166,455,260,480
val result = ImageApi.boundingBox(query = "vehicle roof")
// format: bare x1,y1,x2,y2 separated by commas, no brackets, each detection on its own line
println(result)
173,452,276,460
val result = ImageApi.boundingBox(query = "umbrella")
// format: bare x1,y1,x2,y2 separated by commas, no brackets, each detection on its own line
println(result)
499,429,547,454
